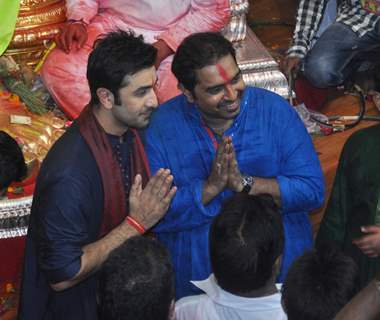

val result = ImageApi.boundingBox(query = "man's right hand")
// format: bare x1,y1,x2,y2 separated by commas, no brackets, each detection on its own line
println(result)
202,137,230,204
281,55,301,77
128,169,177,230
55,22,88,54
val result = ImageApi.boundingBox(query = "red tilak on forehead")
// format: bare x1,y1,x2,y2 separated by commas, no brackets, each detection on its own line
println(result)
216,64,230,82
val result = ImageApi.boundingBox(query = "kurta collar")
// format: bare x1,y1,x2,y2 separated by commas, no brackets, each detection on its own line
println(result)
191,274,282,311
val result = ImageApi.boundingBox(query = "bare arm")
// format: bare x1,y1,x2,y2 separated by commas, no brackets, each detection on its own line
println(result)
335,280,380,320
51,170,176,291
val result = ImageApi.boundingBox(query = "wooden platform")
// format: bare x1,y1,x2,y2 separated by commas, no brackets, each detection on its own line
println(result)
247,0,380,236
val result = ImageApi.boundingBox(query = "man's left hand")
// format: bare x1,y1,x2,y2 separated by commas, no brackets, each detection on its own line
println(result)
353,225,380,258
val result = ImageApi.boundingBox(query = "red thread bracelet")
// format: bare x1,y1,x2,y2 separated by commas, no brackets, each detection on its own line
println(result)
126,216,146,234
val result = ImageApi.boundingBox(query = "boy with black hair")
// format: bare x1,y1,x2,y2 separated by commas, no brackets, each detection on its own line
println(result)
282,246,359,320
99,236,175,320
0,131,27,195
175,193,287,319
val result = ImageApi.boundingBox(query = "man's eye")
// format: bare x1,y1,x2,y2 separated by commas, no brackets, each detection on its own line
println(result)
135,88,148,97
207,87,223,95
231,74,242,84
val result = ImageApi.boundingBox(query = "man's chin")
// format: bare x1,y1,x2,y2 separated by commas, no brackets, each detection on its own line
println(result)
218,99,240,113
222,106,240,118
134,118,151,129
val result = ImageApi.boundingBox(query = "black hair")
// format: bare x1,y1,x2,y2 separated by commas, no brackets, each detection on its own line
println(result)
0,131,27,190
210,193,284,294
87,30,157,106
99,236,174,320
171,32,236,93
282,246,359,320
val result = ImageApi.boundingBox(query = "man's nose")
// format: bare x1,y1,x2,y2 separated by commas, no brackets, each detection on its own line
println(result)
147,90,159,109
224,84,238,101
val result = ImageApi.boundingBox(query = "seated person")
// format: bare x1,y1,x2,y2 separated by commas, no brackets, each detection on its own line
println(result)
40,0,231,119
175,193,287,320
99,236,175,320
316,124,380,289
282,246,359,320
283,0,380,89
144,31,325,299
0,130,27,197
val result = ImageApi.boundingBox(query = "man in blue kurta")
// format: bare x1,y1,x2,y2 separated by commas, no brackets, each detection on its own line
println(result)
18,31,176,320
144,32,325,299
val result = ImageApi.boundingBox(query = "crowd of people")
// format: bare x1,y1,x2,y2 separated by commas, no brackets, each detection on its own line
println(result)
0,0,379,318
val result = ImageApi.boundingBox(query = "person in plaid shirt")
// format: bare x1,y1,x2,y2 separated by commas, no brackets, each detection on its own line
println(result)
283,0,380,90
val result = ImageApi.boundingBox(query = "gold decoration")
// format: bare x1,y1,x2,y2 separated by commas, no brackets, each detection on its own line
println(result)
19,0,63,12
3,0,66,67
14,6,66,30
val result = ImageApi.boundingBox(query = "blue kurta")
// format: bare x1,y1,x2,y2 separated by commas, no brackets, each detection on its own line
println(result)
144,87,324,299
19,123,131,320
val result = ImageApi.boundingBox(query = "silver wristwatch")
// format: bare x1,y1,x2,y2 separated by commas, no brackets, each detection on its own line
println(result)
241,174,254,193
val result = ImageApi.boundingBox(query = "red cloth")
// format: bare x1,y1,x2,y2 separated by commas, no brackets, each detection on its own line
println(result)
0,162,37,308
77,105,150,237
0,237,26,283
6,162,39,199
295,76,328,111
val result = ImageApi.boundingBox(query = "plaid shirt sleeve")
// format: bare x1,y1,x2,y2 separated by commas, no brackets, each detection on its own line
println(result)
337,0,380,37
287,0,328,57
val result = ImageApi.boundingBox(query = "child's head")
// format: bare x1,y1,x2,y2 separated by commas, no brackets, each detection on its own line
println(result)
0,131,27,192
282,246,359,320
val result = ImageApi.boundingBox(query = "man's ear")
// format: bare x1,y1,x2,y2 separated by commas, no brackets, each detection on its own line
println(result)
178,83,195,103
96,88,114,110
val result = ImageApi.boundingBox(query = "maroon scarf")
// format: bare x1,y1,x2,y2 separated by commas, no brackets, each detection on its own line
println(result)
77,105,150,238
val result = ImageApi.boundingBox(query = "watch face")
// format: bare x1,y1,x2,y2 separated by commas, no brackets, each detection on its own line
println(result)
242,175,254,187
241,175,254,194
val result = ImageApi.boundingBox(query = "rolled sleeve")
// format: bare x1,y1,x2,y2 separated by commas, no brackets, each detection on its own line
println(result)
45,254,82,284
278,174,324,213
34,172,94,284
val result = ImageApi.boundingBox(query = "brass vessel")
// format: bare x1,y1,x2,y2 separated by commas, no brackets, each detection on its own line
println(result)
4,0,66,66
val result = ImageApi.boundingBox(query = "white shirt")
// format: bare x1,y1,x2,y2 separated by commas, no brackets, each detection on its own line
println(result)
175,274,287,320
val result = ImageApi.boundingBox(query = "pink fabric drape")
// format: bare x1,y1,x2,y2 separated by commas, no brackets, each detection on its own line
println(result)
41,0,231,119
